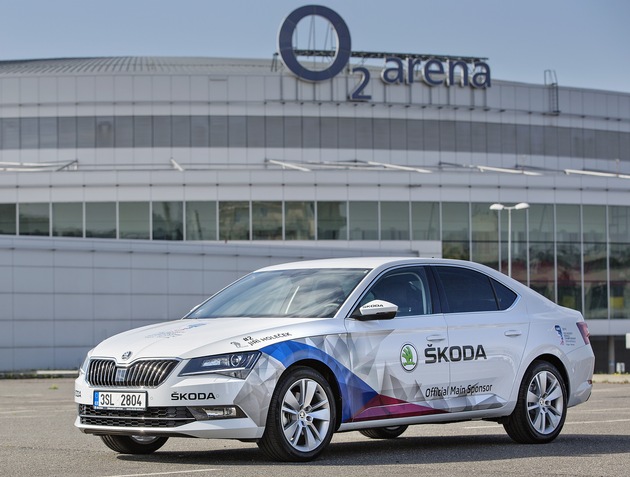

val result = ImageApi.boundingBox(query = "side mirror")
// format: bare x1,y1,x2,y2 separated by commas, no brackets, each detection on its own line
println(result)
354,300,398,321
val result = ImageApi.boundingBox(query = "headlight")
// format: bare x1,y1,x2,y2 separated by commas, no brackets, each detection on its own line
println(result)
179,351,261,379
79,349,94,376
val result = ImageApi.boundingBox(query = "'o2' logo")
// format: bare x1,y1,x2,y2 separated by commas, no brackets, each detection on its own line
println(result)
277,5,351,82
277,5,491,101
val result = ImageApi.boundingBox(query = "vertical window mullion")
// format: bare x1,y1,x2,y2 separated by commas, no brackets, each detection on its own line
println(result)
526,209,530,287
553,204,558,303
377,200,381,242
606,205,611,320
182,200,187,241
580,205,585,315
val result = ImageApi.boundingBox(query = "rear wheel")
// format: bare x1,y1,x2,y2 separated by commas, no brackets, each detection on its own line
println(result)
359,425,408,439
100,435,168,454
503,361,567,444
258,366,336,462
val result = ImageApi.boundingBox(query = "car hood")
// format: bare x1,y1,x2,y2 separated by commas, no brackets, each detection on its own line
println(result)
90,317,330,362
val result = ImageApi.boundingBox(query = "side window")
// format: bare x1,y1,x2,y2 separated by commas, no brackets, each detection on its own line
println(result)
435,266,498,313
491,278,518,310
359,267,432,316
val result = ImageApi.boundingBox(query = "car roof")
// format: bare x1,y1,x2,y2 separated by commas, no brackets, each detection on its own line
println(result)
258,257,521,290
258,257,423,271
258,257,480,272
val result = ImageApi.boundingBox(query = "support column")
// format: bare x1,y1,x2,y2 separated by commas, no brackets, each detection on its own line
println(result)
608,336,616,374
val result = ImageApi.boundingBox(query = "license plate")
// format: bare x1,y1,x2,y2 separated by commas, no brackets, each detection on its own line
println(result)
93,391,147,410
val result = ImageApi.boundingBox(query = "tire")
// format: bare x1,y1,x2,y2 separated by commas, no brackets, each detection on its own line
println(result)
359,425,408,439
100,435,168,454
503,361,567,444
258,366,336,462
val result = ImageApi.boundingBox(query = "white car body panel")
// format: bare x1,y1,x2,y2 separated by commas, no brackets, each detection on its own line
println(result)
75,257,594,447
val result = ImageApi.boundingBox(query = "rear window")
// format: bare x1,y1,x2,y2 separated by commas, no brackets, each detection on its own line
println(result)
435,266,516,313
492,278,518,310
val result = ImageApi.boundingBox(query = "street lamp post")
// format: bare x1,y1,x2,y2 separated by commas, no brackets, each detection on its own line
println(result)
490,202,529,277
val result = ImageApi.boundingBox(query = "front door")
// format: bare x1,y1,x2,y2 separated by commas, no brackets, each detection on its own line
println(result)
344,266,450,423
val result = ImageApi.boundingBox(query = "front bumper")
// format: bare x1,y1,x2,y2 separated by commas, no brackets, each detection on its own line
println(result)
74,413,263,440
74,357,283,440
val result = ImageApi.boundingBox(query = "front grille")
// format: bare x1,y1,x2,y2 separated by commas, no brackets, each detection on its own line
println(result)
87,359,179,388
79,404,195,428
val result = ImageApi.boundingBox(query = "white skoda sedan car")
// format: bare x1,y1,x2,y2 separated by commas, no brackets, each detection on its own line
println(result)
75,258,594,461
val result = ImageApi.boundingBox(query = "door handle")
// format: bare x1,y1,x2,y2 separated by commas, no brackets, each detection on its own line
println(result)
504,330,522,337
427,334,446,342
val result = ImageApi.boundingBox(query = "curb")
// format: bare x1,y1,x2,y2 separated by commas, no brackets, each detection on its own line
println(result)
0,370,79,379
592,374,630,384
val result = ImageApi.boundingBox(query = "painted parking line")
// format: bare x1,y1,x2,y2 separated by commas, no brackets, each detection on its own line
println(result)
565,418,630,425
464,418,630,429
101,469,219,477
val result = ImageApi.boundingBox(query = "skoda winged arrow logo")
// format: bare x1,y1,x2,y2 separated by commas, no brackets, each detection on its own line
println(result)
400,344,418,372
121,351,133,360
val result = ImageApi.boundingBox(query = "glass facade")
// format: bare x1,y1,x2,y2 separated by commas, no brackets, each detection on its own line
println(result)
19,203,49,236
252,201,282,240
52,203,83,237
556,205,581,311
85,202,116,238
442,202,469,260
381,202,409,240
1,198,630,321
285,202,314,240
349,202,377,240
610,206,630,319
186,201,217,240
412,202,440,240
119,202,150,240
219,201,249,241
584,222,608,321
152,201,183,241
0,203,16,235
471,202,498,269
529,204,555,301
318,202,347,240
0,114,628,161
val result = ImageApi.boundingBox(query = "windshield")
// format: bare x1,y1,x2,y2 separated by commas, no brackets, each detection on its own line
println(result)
185,268,370,319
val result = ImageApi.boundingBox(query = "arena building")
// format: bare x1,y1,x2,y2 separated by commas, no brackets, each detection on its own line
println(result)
1,6,629,373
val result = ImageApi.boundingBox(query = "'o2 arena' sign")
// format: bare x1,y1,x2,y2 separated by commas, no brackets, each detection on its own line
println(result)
277,5,491,101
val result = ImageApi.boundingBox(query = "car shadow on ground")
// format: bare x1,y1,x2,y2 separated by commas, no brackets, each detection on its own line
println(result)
117,432,630,466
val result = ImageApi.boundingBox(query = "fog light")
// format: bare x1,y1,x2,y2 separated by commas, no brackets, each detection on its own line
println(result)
204,406,237,418
189,406,243,420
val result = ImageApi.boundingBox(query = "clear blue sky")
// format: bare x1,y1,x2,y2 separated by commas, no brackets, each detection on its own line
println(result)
1,0,629,93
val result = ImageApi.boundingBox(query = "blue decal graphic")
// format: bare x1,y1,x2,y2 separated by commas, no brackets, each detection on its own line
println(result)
555,325,565,345
262,340,452,422
261,340,376,422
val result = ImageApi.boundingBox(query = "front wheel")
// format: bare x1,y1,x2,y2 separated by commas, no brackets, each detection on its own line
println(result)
258,366,336,462
100,435,168,454
503,361,567,444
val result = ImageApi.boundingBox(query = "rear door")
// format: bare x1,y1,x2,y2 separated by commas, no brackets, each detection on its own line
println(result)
344,266,449,423
432,265,529,412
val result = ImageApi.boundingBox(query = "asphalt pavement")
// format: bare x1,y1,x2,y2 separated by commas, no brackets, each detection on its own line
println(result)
0,378,628,477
